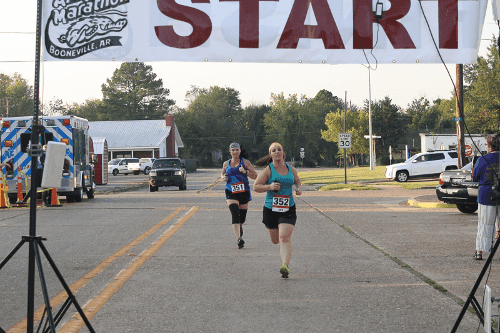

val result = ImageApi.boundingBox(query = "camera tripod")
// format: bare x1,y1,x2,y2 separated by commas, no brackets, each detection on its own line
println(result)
0,234,95,333
0,1,95,331
451,234,500,332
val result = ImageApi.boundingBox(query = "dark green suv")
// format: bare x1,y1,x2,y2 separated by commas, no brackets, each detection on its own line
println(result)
149,158,187,192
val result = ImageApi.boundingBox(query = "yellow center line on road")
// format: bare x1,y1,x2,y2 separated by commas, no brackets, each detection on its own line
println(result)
7,206,186,333
58,206,199,333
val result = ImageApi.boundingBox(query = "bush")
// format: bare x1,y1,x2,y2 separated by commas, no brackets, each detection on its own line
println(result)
376,155,389,166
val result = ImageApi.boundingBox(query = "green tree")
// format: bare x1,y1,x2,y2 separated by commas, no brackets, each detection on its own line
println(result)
434,98,456,130
0,73,34,117
263,93,302,158
69,99,106,121
321,108,369,166
101,62,174,120
313,89,344,111
369,97,408,165
311,90,346,166
175,86,243,167
463,40,500,132
263,92,338,166
240,103,271,160
405,97,439,130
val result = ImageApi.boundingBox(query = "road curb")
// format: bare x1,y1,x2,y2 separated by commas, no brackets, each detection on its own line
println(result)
407,198,456,209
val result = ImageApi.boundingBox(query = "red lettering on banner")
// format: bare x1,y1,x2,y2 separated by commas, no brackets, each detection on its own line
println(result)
353,0,415,49
277,0,345,49
438,0,458,48
155,0,212,49
220,0,279,48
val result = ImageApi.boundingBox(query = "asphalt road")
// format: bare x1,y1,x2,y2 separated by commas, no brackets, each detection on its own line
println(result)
0,169,492,332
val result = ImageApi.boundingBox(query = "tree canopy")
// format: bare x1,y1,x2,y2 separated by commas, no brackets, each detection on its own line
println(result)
100,62,174,120
175,86,244,166
322,108,369,164
464,40,500,133
0,73,34,117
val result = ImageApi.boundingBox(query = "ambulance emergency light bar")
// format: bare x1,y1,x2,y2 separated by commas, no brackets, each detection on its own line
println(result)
41,0,490,64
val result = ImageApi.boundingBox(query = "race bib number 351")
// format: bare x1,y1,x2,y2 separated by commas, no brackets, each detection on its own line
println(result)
272,195,290,212
231,182,245,193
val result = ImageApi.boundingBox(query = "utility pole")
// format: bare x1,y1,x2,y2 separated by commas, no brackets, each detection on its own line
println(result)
344,92,347,184
456,64,466,168
368,67,373,170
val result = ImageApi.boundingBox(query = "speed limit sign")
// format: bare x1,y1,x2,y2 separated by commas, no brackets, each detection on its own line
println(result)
338,133,352,149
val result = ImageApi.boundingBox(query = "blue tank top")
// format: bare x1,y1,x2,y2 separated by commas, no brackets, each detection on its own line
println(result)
264,163,295,209
473,152,500,205
225,158,251,195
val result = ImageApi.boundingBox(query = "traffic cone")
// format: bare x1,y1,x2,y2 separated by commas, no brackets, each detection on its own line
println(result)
48,188,62,207
16,168,24,203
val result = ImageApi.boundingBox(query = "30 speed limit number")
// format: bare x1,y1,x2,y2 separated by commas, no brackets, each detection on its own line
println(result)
338,133,352,149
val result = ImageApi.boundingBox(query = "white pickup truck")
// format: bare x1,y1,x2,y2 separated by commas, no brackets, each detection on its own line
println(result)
385,150,459,182
139,158,156,175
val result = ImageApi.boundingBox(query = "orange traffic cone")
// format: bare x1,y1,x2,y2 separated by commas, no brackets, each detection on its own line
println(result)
16,168,24,203
48,188,62,207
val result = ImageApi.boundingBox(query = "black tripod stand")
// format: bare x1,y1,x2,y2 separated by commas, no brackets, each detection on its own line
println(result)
451,234,500,332
0,235,95,333
0,1,95,332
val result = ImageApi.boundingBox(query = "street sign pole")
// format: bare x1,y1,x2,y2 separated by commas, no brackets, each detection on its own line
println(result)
456,64,466,168
339,132,352,185
344,94,347,184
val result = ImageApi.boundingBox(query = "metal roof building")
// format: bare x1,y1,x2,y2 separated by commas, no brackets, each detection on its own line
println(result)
88,117,183,159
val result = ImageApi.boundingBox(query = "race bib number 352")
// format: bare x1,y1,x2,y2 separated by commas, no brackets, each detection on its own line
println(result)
272,195,290,212
231,182,245,193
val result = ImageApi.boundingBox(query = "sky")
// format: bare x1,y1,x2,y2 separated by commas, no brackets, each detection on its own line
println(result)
0,0,499,111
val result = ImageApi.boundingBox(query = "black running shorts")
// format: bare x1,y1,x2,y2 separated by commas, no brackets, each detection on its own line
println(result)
262,205,297,229
225,189,251,205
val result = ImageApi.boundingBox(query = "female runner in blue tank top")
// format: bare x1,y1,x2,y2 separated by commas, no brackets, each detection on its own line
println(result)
221,143,257,249
253,142,302,278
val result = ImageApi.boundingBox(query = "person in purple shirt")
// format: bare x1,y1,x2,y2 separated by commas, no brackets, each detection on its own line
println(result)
221,143,258,249
472,134,500,260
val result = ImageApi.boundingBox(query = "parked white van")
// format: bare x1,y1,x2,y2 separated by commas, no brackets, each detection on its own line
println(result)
108,158,141,176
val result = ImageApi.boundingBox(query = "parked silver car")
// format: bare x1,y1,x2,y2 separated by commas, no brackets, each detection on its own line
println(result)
436,161,479,213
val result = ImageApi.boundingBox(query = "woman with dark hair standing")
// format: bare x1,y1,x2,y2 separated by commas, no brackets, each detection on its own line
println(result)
221,143,257,249
253,142,302,278
472,133,500,260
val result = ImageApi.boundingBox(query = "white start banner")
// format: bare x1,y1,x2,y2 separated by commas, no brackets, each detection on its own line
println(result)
41,0,488,64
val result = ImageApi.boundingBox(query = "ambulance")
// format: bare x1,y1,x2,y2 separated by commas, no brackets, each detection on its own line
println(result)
0,115,95,203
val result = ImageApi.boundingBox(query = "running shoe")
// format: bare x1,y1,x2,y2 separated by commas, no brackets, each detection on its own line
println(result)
279,263,289,278
237,238,245,249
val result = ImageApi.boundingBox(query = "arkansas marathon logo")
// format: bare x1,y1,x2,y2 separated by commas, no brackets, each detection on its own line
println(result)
45,0,130,59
